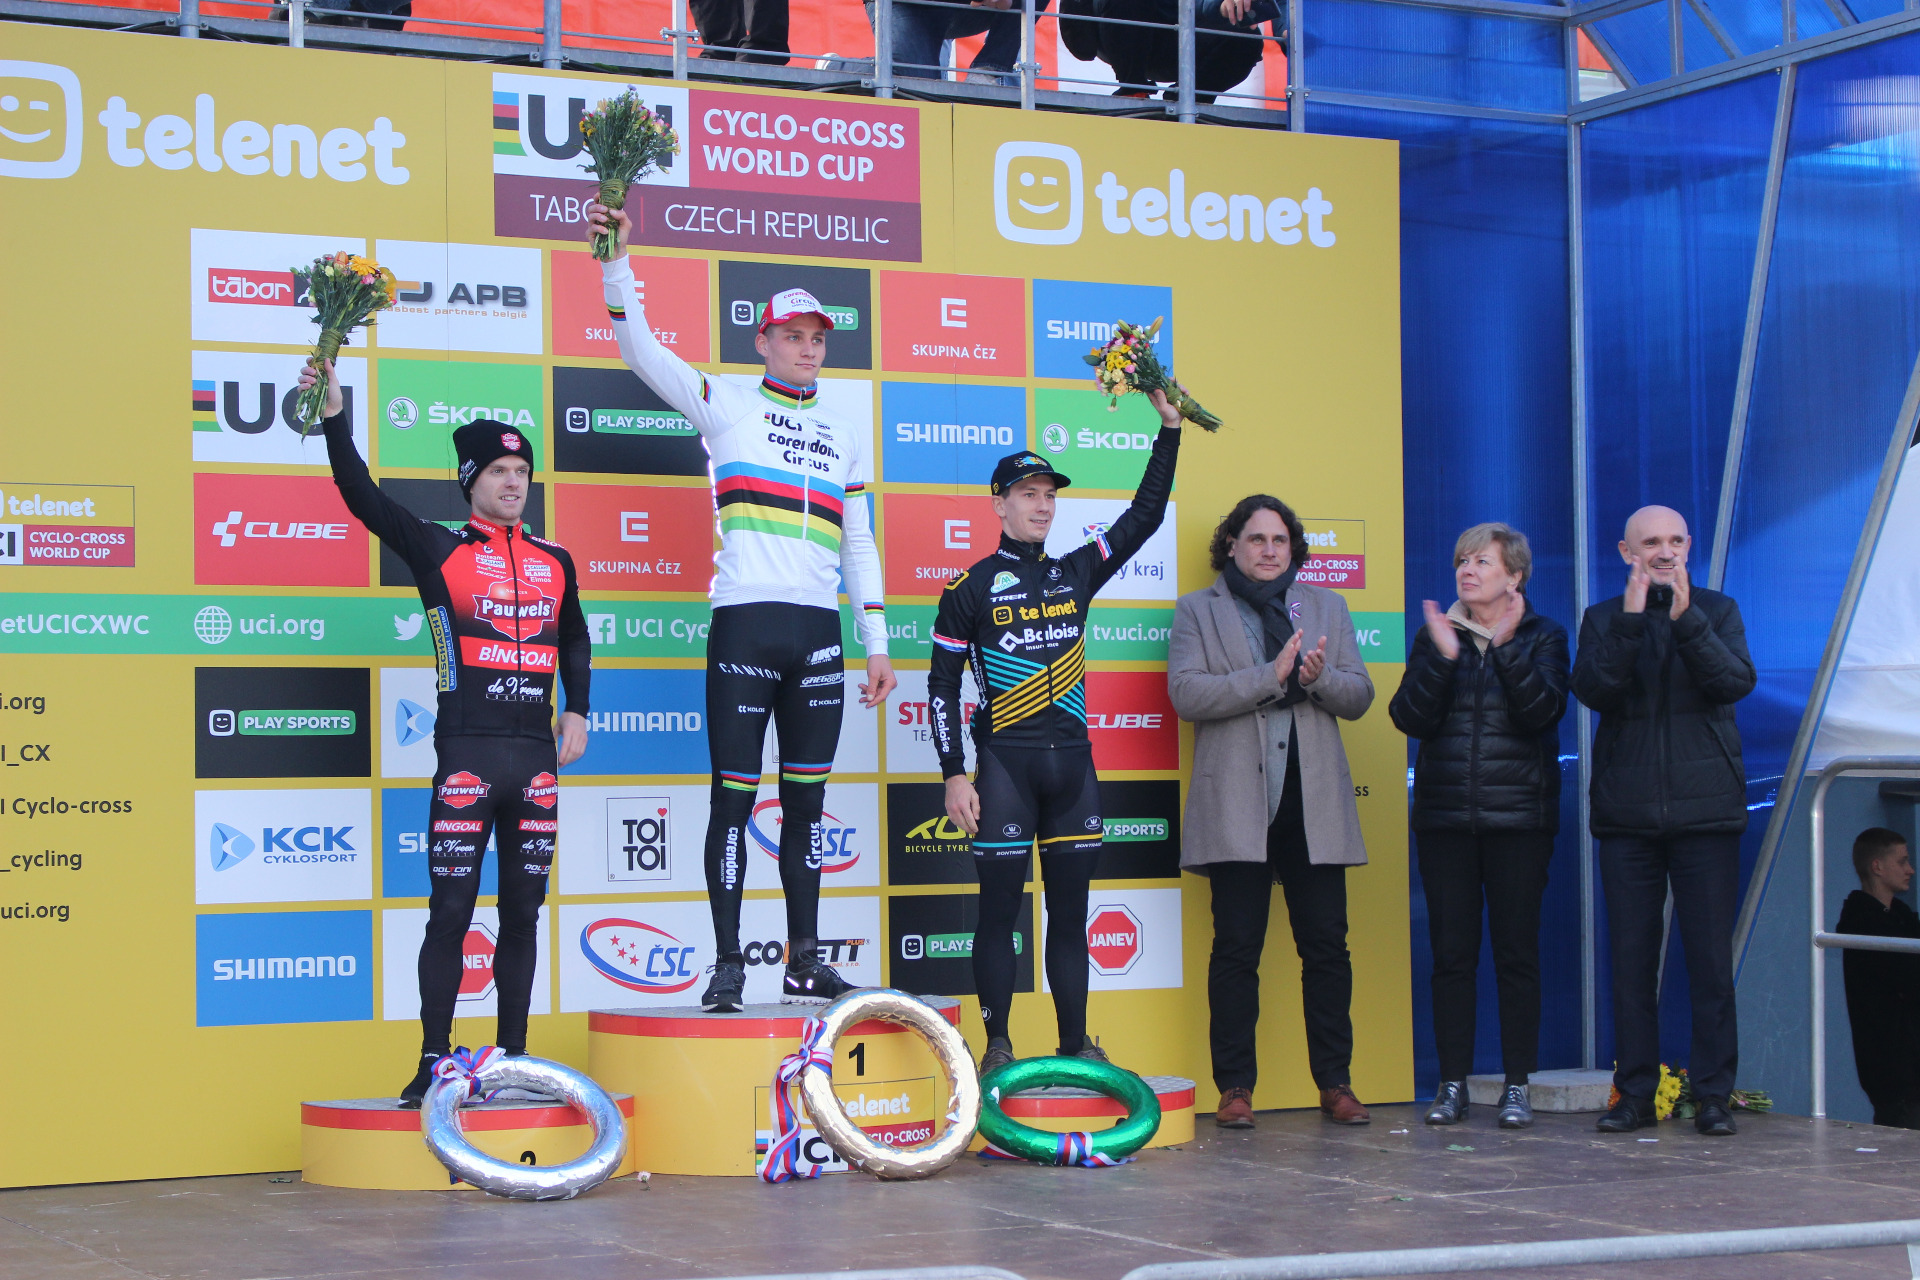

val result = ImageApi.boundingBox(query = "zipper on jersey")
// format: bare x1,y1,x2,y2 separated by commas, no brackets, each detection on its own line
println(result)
506,525,524,696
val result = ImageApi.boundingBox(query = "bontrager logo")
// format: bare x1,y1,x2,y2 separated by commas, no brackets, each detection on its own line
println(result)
995,140,1337,249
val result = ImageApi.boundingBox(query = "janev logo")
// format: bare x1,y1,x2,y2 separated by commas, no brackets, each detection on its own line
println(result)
994,140,1336,249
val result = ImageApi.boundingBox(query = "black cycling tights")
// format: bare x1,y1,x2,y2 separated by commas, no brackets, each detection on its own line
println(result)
974,846,1099,1051
704,602,846,959
421,735,557,1056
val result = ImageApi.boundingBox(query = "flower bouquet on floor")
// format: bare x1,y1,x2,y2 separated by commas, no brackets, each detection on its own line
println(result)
580,88,682,261
1084,317,1223,431
1609,1065,1774,1119
291,251,398,434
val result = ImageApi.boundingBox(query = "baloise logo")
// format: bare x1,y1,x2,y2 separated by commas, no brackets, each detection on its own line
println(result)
579,917,701,993
994,140,1337,249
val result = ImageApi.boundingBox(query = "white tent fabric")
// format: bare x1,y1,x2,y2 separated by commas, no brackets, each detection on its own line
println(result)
1810,442,1920,768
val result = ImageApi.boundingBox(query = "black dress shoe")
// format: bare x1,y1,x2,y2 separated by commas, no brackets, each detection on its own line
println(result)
1596,1094,1657,1132
1694,1095,1737,1136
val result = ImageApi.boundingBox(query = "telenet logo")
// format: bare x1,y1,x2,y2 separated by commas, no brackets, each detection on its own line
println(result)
993,139,1335,250
0,61,409,185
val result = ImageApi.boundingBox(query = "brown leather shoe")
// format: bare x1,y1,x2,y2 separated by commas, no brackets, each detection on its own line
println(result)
1215,1087,1255,1129
1320,1084,1371,1125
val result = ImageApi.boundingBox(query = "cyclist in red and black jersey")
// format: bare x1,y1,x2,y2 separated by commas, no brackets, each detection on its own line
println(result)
303,360,591,1105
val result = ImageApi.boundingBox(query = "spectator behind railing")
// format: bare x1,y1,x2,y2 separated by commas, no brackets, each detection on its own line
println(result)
1060,0,1278,101
866,0,1054,85
1838,827,1920,1130
303,0,411,30
692,0,791,64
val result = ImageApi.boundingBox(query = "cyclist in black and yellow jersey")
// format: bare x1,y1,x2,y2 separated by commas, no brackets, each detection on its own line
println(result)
928,389,1181,1073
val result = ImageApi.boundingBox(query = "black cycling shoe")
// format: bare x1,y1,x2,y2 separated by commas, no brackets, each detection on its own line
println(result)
1058,1035,1111,1063
781,942,858,1003
702,958,747,1013
980,1036,1015,1076
1596,1094,1658,1133
398,1052,442,1109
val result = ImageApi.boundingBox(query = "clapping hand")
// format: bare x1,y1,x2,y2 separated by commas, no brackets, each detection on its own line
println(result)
1624,557,1651,614
1489,589,1525,648
1668,564,1691,620
1422,599,1460,660
1273,632,1302,684
1298,636,1329,685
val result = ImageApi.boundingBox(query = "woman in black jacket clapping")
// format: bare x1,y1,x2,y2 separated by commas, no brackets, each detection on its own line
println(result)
1389,523,1569,1130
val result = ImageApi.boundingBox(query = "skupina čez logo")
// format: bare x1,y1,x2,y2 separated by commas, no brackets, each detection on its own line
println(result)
993,140,1337,249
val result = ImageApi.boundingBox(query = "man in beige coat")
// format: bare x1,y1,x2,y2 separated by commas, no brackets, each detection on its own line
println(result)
1169,494,1374,1129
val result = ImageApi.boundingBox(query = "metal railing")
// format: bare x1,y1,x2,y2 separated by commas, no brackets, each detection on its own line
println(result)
25,0,1292,123
1808,754,1920,1120
1121,1218,1920,1280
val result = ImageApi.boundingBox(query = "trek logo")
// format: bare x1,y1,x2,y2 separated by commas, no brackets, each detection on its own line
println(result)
208,269,306,306
474,579,555,641
994,141,1338,249
579,917,701,994
438,771,489,809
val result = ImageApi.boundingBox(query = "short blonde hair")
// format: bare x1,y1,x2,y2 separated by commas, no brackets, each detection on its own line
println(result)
1454,522,1532,591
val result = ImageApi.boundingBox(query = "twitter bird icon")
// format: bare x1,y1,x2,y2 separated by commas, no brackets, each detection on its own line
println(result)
394,613,424,641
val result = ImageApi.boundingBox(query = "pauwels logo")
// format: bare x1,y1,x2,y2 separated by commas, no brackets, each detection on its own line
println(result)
993,140,1338,249
438,771,489,809
474,578,555,642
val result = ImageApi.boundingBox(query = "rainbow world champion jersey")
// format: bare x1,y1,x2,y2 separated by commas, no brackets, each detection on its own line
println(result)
601,256,888,655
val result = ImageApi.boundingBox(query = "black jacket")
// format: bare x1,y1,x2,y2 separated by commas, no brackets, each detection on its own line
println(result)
1389,605,1569,834
928,427,1179,778
1838,889,1920,1111
1571,589,1755,838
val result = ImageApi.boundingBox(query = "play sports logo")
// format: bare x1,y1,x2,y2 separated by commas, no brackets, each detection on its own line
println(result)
993,140,1337,249
1,60,409,183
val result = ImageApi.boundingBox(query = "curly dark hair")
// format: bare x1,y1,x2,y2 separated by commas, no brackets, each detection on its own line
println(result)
1209,494,1308,572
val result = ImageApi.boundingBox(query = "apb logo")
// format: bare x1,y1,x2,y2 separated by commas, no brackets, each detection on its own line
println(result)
372,241,545,356
195,667,370,779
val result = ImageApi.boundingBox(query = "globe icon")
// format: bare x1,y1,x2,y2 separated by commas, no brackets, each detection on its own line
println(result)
194,605,234,645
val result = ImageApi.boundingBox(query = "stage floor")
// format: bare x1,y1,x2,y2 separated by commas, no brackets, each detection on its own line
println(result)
4,1105,1917,1280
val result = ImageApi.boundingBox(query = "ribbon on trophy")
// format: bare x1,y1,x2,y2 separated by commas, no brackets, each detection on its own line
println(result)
758,1017,834,1183
431,1046,507,1106
977,1086,1136,1168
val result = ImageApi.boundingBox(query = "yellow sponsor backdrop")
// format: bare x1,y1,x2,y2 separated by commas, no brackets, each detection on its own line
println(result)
0,21,1402,1187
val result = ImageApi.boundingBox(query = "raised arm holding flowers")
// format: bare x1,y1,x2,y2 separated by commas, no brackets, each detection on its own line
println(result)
292,251,397,434
580,88,681,262
1086,317,1223,431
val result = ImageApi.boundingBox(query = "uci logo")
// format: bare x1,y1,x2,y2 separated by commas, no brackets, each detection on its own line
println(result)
993,141,1082,246
0,62,82,179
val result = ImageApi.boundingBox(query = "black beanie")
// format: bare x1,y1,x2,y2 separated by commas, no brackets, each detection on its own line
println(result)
453,419,536,500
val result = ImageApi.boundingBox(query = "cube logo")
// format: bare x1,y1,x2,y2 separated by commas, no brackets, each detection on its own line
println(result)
994,141,1082,246
0,62,82,179
1085,671,1179,771
193,473,368,588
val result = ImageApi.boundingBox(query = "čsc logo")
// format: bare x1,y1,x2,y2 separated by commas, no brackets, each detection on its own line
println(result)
579,917,700,993
747,798,860,874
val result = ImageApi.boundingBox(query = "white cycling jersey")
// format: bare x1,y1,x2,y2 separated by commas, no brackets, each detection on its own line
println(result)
601,255,888,655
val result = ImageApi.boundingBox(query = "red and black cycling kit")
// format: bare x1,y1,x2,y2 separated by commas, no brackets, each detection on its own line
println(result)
323,410,590,1056
927,425,1179,1052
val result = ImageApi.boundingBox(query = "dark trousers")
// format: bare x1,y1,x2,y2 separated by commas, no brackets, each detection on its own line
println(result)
1599,833,1741,1100
1207,752,1353,1092
691,0,790,63
1417,830,1553,1084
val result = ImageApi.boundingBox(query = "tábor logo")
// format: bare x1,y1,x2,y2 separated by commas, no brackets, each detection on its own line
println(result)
580,917,700,993
438,771,489,809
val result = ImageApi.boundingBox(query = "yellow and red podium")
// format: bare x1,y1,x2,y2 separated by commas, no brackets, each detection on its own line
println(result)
979,1076,1196,1152
301,1095,638,1191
